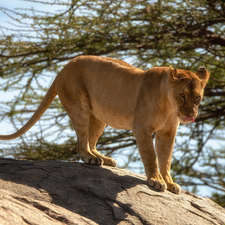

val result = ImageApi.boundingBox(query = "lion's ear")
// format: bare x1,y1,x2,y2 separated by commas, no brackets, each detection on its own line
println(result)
167,66,192,85
167,65,178,82
195,67,210,86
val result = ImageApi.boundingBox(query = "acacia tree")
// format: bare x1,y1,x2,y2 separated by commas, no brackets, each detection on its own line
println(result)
0,0,225,205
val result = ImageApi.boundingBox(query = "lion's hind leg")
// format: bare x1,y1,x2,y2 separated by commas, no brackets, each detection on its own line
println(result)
89,114,117,167
72,112,103,165
59,90,103,166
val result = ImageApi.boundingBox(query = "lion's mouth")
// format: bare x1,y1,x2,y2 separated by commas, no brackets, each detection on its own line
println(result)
183,117,195,122
177,113,195,123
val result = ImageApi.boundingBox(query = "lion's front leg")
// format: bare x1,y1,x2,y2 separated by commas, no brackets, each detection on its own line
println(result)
133,126,167,192
155,128,181,194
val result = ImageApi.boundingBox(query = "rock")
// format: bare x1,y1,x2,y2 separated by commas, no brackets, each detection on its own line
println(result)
0,158,224,225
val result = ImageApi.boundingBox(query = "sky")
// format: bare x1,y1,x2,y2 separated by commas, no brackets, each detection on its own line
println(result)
0,0,224,198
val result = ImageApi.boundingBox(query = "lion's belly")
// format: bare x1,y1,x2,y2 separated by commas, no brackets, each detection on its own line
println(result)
91,104,133,130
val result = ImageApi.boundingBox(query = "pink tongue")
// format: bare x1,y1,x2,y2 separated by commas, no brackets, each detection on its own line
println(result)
183,117,195,122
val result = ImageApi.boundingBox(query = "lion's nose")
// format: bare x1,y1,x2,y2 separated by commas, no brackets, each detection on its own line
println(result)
185,110,197,117
185,113,194,117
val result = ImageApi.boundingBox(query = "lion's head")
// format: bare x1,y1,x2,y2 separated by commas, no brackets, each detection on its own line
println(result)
167,66,210,124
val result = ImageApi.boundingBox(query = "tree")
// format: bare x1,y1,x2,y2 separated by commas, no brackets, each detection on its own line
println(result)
0,0,225,205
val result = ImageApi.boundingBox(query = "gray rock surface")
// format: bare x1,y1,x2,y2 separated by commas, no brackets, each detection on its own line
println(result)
0,158,224,225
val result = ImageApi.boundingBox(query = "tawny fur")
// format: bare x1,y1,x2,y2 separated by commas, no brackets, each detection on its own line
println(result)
0,56,210,194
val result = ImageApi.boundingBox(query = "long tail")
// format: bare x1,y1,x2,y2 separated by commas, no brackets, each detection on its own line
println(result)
0,80,57,140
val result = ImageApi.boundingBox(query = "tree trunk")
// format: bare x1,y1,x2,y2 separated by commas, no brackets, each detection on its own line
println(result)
0,158,224,225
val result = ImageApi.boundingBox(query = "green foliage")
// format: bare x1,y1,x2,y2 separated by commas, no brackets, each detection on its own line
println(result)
13,138,79,161
0,0,225,205
211,193,225,207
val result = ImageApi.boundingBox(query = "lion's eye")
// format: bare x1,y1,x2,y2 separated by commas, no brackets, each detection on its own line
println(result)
196,95,201,100
180,93,185,100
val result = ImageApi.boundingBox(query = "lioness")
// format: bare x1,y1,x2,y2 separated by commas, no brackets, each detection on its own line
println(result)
0,56,209,194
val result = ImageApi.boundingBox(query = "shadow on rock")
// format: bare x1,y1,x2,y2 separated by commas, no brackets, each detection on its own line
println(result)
0,158,150,224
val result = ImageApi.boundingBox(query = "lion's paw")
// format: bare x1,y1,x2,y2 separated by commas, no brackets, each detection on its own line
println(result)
110,158,117,167
82,154,103,166
167,182,181,195
104,158,117,167
147,177,167,191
